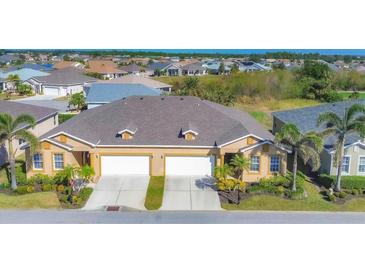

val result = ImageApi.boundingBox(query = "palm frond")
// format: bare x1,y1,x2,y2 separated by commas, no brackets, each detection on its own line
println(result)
317,111,343,129
346,104,365,123
347,122,365,138
15,129,39,153
298,145,321,171
0,113,13,132
13,114,36,129
300,133,324,152
274,123,301,147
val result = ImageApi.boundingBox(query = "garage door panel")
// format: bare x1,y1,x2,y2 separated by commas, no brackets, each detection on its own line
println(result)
165,156,215,176
101,156,150,175
43,87,59,96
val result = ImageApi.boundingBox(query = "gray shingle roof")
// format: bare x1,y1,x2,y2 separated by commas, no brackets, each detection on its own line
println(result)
0,100,58,130
31,68,98,86
86,83,162,104
272,100,365,150
41,96,273,147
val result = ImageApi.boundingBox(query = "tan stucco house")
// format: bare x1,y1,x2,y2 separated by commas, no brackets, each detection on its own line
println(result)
0,100,58,166
26,96,287,182
273,100,365,176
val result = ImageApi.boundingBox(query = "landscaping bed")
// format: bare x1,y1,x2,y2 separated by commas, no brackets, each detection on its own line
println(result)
144,176,165,210
218,172,307,205
0,164,94,209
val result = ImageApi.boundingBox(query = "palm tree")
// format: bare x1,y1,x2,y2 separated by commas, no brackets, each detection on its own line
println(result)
0,113,38,189
317,104,365,191
230,154,250,181
275,123,323,191
214,164,233,180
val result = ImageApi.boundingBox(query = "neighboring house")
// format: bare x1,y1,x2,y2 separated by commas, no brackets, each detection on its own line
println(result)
26,96,287,182
27,68,98,96
239,61,272,72
0,54,19,65
85,83,162,109
54,61,83,70
272,100,365,176
0,68,50,90
181,62,208,76
7,63,54,72
203,61,231,74
148,62,182,76
86,60,126,79
0,101,58,166
98,75,172,92
0,78,6,91
119,64,153,76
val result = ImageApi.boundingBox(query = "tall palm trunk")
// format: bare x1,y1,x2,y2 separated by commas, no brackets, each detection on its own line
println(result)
7,139,17,190
292,149,298,191
335,139,345,192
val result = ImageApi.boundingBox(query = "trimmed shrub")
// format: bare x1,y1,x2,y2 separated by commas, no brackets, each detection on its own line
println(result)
57,185,65,193
328,194,336,202
318,175,365,189
41,183,52,192
78,187,93,201
28,174,53,185
14,185,28,195
339,192,347,199
352,189,360,196
26,186,35,193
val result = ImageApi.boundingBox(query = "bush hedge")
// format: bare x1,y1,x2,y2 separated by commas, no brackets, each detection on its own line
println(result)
318,174,365,189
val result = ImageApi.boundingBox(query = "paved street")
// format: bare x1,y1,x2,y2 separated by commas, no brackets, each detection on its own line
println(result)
1,210,365,224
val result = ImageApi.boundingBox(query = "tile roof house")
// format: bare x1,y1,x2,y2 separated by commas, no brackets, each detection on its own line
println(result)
148,62,182,76
0,100,58,166
27,68,98,97
0,68,50,90
26,96,287,182
181,62,208,76
54,61,83,70
239,61,272,72
86,60,127,79
119,64,153,76
85,83,162,109
98,75,172,92
272,100,365,176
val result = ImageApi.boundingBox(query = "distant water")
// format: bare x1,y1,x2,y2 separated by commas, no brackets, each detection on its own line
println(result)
11,49,365,56
112,49,365,56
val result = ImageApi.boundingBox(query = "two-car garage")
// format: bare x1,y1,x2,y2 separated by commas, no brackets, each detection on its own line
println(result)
100,155,215,176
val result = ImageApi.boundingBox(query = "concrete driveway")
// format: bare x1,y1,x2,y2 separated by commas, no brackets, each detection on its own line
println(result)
12,95,69,112
160,176,222,211
83,175,149,210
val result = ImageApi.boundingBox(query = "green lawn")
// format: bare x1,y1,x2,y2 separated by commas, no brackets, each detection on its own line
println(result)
144,176,165,210
0,93,31,100
222,180,365,212
0,192,61,209
249,111,272,129
338,91,365,100
58,113,77,124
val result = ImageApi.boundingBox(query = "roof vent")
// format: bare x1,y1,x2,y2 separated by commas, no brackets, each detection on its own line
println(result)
140,97,144,100
180,97,184,100
161,97,165,100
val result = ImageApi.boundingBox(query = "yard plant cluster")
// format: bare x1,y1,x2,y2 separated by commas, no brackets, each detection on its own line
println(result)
0,165,94,208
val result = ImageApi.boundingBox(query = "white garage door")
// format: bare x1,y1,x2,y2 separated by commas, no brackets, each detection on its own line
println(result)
101,155,150,175
165,156,215,176
43,87,59,96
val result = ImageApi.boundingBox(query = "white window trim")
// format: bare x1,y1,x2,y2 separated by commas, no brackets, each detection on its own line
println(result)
357,155,365,175
341,155,351,175
33,153,43,170
53,154,64,170
250,156,260,173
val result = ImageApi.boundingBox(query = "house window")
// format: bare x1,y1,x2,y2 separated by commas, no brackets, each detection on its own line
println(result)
270,156,280,173
250,156,260,172
53,154,64,170
342,156,350,173
359,157,365,173
33,153,43,169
